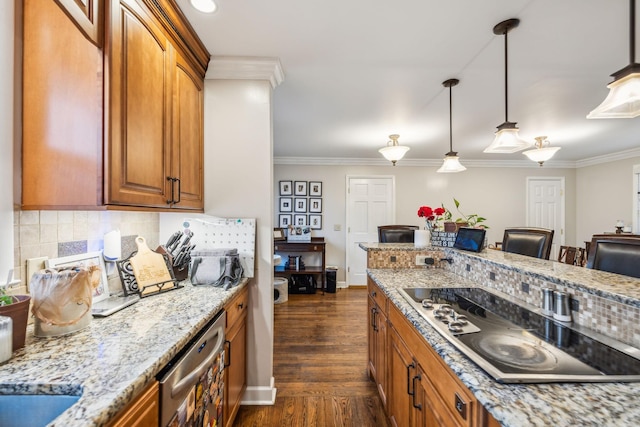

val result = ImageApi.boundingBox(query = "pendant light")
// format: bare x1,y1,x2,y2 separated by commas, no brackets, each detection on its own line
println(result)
437,79,466,173
190,0,217,13
484,18,531,153
523,136,561,166
588,0,640,118
379,134,409,166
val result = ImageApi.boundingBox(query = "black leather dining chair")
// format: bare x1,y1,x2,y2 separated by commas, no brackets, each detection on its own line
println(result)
378,225,418,243
586,234,640,278
502,227,554,260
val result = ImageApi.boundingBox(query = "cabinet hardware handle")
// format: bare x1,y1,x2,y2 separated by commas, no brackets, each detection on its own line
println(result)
371,291,376,297
371,307,378,331
174,177,181,204
411,374,423,410
407,361,416,396
224,339,231,368
166,176,175,204
238,302,244,310
454,392,467,419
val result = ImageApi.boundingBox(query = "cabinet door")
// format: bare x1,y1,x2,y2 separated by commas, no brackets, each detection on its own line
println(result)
171,52,204,209
388,326,416,427
54,0,103,46
375,307,388,409
367,295,377,379
108,381,159,427
224,313,247,427
106,0,173,208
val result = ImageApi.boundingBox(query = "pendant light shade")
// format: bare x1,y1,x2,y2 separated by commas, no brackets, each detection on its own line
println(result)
523,136,561,166
588,0,640,118
379,134,409,166
484,19,530,153
190,0,217,13
437,78,466,173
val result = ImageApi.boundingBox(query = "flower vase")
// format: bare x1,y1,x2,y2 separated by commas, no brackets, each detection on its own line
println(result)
415,228,431,247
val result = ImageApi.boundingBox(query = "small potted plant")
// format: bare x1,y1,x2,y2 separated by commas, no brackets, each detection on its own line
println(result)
0,288,31,352
443,198,489,231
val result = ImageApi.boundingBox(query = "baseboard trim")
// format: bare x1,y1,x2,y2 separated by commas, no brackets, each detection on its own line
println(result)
240,377,277,405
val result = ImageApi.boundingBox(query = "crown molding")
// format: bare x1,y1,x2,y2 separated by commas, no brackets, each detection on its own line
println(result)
273,157,577,168
206,56,285,88
575,146,640,168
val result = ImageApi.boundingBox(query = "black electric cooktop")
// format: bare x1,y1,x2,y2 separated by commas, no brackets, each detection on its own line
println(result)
400,287,640,383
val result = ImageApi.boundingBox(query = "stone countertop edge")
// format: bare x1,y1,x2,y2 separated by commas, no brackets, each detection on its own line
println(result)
367,268,640,427
360,242,640,308
0,278,250,427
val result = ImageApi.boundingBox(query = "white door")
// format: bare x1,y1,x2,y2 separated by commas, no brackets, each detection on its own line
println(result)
346,176,395,286
526,177,565,260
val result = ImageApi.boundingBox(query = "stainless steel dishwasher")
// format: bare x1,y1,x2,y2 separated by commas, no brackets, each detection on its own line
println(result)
158,311,225,427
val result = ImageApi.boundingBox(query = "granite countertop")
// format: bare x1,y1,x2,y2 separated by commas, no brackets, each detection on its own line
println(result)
0,279,249,426
367,268,640,427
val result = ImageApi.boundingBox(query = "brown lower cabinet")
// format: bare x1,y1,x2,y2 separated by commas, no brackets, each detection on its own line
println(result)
107,380,159,427
367,280,389,410
368,278,500,427
224,286,249,427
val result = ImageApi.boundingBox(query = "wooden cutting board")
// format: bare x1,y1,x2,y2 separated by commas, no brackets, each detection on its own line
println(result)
130,236,172,295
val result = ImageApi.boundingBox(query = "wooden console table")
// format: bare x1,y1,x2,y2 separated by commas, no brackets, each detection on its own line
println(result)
274,237,326,293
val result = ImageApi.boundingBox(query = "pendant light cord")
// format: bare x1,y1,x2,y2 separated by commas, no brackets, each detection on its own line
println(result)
449,85,453,152
631,0,636,64
504,28,509,123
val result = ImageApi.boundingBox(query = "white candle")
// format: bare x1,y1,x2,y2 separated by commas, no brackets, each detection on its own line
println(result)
415,230,430,247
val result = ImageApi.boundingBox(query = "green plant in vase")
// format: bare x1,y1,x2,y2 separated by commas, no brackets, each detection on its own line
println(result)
451,198,489,229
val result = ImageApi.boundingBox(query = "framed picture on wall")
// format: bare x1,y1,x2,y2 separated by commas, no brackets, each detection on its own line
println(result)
309,214,322,230
279,197,292,212
279,181,293,196
294,181,308,196
273,228,286,241
294,214,307,226
309,198,322,213
294,198,307,213
279,214,292,228
309,181,322,197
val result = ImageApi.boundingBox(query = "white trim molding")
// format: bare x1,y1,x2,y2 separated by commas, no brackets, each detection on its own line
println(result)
206,56,285,88
241,376,277,405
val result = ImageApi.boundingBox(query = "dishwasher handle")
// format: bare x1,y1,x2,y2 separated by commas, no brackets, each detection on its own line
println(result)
170,326,225,398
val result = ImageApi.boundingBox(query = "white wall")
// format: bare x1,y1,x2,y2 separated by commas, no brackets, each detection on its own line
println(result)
275,163,577,279
202,78,275,403
0,2,15,283
576,156,640,244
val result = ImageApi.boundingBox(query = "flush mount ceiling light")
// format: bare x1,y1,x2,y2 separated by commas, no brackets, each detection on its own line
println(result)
190,0,217,13
379,134,409,166
523,136,561,167
484,18,531,154
588,0,640,118
437,78,466,173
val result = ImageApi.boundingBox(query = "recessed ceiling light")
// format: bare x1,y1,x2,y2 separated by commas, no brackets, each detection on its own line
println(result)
190,0,217,13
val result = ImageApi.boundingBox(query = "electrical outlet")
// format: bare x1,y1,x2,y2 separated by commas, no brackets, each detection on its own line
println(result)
333,224,341,231
416,255,428,265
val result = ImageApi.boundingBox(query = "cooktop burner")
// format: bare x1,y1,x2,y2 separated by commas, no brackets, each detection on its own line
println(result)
400,287,640,383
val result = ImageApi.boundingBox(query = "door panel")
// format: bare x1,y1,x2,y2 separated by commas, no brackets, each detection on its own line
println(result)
527,177,565,259
346,177,394,286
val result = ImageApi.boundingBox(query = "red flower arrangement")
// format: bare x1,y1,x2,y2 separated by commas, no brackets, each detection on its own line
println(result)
417,205,447,230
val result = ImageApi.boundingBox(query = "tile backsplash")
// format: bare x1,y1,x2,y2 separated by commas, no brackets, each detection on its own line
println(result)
13,209,160,285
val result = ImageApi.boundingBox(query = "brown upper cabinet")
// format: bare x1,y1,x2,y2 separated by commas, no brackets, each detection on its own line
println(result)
54,0,104,47
21,0,209,211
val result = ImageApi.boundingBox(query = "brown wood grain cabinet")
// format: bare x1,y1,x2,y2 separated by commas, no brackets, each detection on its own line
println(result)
224,286,248,427
367,279,388,410
54,0,104,47
107,380,159,427
21,0,208,211
370,283,502,427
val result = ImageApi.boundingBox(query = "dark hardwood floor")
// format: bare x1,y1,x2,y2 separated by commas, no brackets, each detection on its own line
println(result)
233,287,390,427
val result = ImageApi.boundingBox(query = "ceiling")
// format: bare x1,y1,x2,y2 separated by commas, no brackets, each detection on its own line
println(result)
176,0,640,165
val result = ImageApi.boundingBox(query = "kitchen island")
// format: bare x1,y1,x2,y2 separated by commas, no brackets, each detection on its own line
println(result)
362,243,640,426
0,279,249,426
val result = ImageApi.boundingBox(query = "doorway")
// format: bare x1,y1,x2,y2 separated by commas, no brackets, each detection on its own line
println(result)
345,176,395,286
526,177,565,259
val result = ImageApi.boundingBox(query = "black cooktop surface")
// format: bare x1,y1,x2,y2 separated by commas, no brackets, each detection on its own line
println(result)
400,287,640,383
